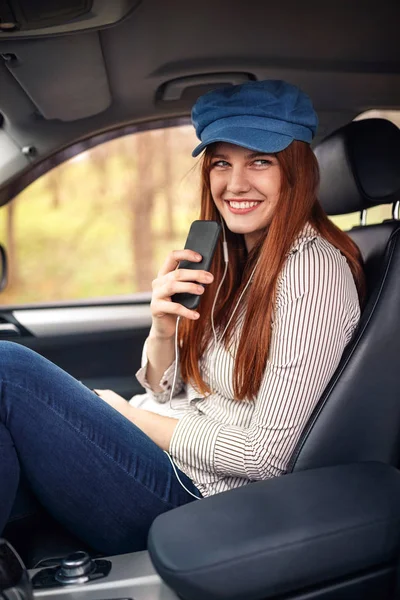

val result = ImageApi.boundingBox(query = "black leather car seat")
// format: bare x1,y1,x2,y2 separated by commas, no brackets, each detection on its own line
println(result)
288,118,400,473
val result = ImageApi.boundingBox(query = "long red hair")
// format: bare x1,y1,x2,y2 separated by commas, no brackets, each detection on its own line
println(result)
179,141,366,400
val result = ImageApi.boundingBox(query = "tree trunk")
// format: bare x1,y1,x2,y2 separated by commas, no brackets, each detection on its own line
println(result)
131,133,154,292
90,145,109,203
162,128,175,239
6,200,18,287
47,169,62,209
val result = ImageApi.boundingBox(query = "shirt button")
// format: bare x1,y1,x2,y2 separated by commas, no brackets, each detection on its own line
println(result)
167,385,172,390
162,380,168,386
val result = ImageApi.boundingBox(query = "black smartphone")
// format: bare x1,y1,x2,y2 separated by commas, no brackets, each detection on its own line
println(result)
171,220,221,310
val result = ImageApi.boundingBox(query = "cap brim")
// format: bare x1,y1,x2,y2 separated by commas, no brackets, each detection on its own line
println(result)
192,126,294,157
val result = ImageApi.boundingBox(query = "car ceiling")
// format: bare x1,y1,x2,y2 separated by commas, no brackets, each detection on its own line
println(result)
0,0,399,206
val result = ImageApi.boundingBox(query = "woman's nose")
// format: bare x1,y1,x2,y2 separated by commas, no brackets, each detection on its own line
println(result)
226,166,251,194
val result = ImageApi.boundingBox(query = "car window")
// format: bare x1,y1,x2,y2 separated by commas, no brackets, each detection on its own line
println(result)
0,122,201,306
330,110,400,231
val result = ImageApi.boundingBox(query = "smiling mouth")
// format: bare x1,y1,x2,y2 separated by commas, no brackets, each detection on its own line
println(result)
224,200,263,214
225,200,263,211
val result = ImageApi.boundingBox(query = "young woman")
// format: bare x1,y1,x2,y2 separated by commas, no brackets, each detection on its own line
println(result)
0,80,365,555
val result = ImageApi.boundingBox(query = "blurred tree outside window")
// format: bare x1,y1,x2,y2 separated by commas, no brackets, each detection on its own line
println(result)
0,111,399,307
0,123,201,305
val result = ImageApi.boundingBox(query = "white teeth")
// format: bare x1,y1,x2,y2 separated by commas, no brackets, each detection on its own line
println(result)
228,201,260,209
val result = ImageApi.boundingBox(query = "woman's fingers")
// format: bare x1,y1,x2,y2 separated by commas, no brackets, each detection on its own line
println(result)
93,389,130,417
152,280,204,301
151,299,200,320
149,249,213,335
157,249,202,277
153,268,213,294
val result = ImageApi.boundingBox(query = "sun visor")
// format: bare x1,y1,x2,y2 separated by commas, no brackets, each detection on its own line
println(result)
0,1,141,38
0,33,111,121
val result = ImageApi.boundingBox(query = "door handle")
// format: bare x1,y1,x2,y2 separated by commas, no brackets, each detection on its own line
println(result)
161,73,254,101
0,323,21,337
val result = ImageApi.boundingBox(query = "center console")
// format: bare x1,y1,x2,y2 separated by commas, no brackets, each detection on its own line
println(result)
0,547,172,600
1,536,178,600
29,551,179,600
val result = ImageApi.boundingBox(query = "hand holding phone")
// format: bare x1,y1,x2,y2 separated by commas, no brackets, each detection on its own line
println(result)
171,220,221,310
150,220,221,339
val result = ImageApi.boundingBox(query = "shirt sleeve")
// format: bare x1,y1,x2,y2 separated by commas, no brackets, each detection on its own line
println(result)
169,243,359,479
135,337,185,404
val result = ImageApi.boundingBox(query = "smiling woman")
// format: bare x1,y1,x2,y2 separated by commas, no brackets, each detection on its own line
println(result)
131,81,366,500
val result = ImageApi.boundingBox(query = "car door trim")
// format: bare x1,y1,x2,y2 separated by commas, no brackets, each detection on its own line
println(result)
13,305,152,337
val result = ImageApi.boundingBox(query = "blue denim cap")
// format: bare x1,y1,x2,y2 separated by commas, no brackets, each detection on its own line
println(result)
191,80,318,157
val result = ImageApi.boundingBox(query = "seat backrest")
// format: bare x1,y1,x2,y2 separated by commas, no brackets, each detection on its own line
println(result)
288,118,400,473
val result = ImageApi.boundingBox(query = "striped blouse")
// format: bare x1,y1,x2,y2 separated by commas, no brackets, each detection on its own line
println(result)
132,223,361,498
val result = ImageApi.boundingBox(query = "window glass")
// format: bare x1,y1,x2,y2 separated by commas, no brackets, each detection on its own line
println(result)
330,110,400,231
0,123,201,306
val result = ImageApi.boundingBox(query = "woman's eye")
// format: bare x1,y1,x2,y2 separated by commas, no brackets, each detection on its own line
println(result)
253,159,273,166
211,160,229,168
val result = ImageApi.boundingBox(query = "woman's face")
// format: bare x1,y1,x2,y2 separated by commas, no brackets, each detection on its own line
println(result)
209,142,281,252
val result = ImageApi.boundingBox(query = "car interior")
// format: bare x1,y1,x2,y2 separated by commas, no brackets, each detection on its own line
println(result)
0,1,400,599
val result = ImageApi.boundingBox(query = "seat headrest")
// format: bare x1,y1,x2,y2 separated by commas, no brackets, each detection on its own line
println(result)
315,118,400,216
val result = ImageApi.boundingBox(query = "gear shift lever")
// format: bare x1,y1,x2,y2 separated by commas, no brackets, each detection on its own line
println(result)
0,539,33,600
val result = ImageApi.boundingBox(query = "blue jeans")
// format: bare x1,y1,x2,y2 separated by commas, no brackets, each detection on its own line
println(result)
0,341,201,555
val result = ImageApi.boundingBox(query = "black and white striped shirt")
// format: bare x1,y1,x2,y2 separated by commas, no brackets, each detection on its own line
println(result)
133,223,361,497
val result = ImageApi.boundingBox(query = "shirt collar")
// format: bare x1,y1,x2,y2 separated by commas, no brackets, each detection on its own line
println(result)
288,222,319,255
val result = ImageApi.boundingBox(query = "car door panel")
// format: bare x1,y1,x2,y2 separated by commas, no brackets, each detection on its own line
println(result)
0,301,152,399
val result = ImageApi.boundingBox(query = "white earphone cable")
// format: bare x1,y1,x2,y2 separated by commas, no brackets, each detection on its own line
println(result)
167,217,259,495
169,314,182,410
164,450,201,500
211,220,229,347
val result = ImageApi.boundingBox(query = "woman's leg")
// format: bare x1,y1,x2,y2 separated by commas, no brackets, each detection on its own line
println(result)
7,472,41,522
0,341,200,555
0,411,19,523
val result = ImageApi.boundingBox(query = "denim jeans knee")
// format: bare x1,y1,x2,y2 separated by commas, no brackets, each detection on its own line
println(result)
0,341,40,379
